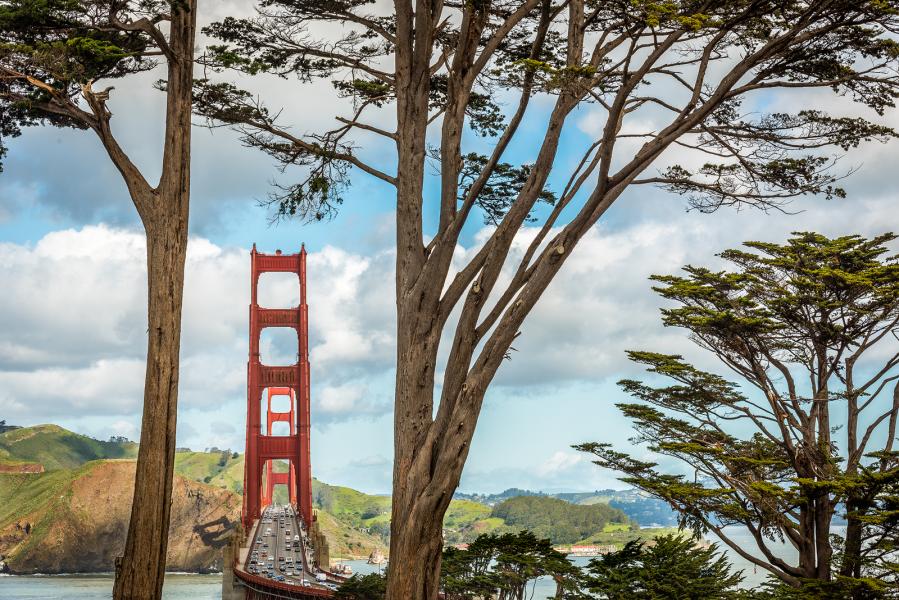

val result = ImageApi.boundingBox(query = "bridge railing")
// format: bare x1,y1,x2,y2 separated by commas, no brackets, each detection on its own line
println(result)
234,568,334,599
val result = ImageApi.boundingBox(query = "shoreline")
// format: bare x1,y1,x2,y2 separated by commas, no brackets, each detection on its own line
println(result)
0,571,222,577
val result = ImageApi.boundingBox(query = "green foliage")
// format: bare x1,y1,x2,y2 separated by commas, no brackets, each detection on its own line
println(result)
578,232,899,591
441,531,580,600
455,152,556,225
0,0,173,168
191,78,350,223
490,495,629,544
194,0,899,228
583,534,747,599
0,424,137,471
336,572,388,600
755,576,887,600
333,78,392,107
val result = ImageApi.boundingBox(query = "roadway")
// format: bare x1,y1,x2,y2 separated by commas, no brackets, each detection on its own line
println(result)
243,504,338,593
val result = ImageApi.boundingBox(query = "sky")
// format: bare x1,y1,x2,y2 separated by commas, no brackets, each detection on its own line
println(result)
2,4,899,495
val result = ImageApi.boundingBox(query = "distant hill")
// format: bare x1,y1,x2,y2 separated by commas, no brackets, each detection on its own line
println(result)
0,424,137,471
454,487,679,527
0,460,239,574
488,496,630,544
0,422,677,574
0,424,387,567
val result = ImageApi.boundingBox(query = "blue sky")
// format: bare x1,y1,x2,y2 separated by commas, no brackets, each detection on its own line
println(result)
3,4,899,496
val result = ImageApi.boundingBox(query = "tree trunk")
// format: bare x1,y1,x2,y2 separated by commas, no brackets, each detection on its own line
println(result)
112,2,195,598
814,494,833,581
385,474,445,600
385,314,446,600
840,496,865,582
113,216,189,600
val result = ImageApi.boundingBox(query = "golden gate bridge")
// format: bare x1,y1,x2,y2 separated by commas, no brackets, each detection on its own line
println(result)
223,245,343,600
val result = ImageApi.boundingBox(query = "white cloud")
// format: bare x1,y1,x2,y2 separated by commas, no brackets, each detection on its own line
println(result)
110,419,139,440
3,178,899,492
316,382,393,425
536,451,585,477
5,187,898,435
0,225,395,428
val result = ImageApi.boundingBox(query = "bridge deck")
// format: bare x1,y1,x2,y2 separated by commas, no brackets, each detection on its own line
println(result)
233,505,337,598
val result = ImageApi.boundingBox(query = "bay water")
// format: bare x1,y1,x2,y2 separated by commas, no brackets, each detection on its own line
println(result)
0,527,832,599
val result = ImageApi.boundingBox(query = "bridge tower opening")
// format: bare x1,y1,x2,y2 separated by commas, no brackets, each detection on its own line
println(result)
262,388,297,507
243,245,313,530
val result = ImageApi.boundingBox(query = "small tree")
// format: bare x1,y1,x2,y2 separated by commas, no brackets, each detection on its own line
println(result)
578,233,899,594
193,2,899,598
0,2,197,598
336,572,389,600
583,535,747,600
441,531,580,600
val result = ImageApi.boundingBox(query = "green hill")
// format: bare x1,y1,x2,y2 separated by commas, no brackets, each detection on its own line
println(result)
174,449,243,492
0,423,660,562
308,480,501,545
0,459,240,574
0,424,137,471
489,495,630,544
0,425,390,561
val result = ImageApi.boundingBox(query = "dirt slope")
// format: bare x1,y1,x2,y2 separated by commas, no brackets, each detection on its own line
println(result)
0,460,240,574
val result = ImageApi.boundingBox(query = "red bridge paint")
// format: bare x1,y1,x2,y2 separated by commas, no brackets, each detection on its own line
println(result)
243,245,314,530
234,569,334,599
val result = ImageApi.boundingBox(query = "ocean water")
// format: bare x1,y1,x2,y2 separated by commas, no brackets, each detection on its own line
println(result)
0,573,222,600
0,528,839,599
0,561,563,600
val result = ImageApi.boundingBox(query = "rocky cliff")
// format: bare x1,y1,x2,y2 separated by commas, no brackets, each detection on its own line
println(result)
0,460,240,574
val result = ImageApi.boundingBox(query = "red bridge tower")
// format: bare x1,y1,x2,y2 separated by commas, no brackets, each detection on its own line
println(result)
242,245,313,530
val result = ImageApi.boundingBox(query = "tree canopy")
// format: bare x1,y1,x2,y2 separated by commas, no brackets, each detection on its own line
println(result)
578,232,899,595
583,534,748,600
441,531,580,600
191,2,899,598
0,2,198,599
337,572,390,600
0,1,183,207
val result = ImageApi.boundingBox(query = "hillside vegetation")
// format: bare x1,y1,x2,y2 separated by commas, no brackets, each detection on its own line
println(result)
0,425,387,564
489,496,630,544
455,488,678,527
175,449,243,492
0,423,670,569
0,425,137,471
0,460,239,573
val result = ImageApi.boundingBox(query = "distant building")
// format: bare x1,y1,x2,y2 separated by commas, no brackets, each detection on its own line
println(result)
556,544,617,556
0,463,44,474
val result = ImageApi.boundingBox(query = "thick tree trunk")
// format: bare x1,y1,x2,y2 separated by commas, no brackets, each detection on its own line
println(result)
841,497,865,582
385,316,446,600
113,216,189,600
814,495,833,581
112,3,195,599
385,494,445,600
